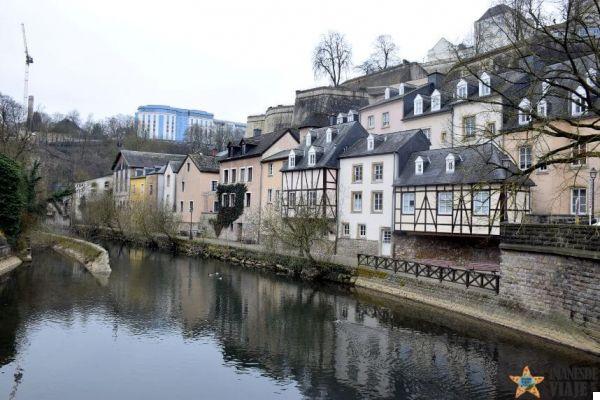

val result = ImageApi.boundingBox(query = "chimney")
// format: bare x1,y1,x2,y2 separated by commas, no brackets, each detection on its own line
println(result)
428,72,445,89
253,128,262,137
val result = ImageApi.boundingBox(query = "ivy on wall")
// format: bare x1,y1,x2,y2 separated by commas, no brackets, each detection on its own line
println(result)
211,183,247,236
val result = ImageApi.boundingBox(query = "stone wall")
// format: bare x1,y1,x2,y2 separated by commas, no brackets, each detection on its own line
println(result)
392,233,501,264
501,223,600,253
336,238,379,258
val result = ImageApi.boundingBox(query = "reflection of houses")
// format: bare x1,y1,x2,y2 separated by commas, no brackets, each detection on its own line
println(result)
281,118,368,220
337,129,430,256
394,144,532,236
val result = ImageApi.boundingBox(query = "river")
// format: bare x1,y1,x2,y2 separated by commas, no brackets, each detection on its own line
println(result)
0,243,598,399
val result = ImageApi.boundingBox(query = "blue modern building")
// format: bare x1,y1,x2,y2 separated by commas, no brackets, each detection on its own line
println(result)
135,105,215,142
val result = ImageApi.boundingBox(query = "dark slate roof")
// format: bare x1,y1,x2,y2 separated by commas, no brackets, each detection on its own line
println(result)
281,122,368,171
261,149,290,162
339,129,426,158
476,4,514,22
395,143,535,187
111,150,187,170
223,129,299,161
179,153,219,173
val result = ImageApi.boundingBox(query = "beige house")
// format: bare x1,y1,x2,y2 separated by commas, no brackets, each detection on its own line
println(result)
175,154,220,236
218,129,299,242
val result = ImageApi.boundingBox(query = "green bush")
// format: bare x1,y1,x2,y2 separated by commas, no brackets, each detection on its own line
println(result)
0,154,25,244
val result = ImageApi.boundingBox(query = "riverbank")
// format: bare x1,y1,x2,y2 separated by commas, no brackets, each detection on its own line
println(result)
70,226,600,357
0,256,22,280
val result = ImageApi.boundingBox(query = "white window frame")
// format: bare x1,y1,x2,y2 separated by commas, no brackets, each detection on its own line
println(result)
367,115,374,129
308,148,316,166
342,223,350,237
352,164,363,183
352,191,363,212
372,191,383,213
326,128,333,143
268,162,273,176
382,112,390,127
402,192,415,214
473,191,490,216
211,180,218,191
438,191,453,215
372,163,383,182
537,100,547,117
240,167,246,182
572,86,587,116
414,95,423,115
308,190,317,206
358,224,367,238
367,135,374,151
457,79,468,99
415,156,424,175
519,145,532,170
479,72,491,96
247,167,253,182
431,90,441,111
518,98,532,125
571,187,587,215
288,152,295,168
446,154,455,173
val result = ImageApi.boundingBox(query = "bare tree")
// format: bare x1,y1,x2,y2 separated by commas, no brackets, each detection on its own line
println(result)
104,114,134,147
356,34,399,74
312,31,353,86
0,92,33,161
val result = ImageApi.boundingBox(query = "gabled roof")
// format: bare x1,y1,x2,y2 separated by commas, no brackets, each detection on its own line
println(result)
281,122,368,171
339,129,427,158
111,150,187,171
222,128,299,161
395,143,535,187
178,153,219,173
476,4,514,22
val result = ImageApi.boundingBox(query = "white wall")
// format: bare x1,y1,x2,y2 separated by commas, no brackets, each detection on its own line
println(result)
338,153,395,241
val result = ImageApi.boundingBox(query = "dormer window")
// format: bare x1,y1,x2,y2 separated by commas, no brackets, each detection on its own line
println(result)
241,143,246,154
399,83,405,95
367,135,374,151
457,79,468,99
384,87,391,99
326,128,333,143
518,98,532,125
431,90,441,111
308,147,316,166
336,113,346,124
229,147,234,157
414,95,423,115
587,69,597,87
347,110,357,122
479,72,491,96
306,133,311,147
537,100,547,117
415,156,424,175
572,86,587,116
445,153,455,173
542,81,550,96
288,151,295,168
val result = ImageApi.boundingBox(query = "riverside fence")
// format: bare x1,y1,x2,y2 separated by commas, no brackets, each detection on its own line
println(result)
357,254,500,294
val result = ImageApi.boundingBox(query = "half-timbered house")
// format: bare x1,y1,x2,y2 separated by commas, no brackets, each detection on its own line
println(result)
394,143,533,236
281,121,368,220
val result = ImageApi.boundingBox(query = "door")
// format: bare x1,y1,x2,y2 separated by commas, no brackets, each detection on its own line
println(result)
380,229,392,257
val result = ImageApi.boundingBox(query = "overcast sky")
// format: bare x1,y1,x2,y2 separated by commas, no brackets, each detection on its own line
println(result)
1,0,494,123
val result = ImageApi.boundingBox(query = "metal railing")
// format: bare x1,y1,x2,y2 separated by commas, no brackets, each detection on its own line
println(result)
357,254,500,294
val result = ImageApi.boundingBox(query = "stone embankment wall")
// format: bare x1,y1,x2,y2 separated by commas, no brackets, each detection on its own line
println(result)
36,232,111,275
500,223,600,340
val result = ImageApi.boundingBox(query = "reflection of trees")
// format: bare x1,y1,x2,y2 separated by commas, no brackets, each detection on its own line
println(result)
0,279,19,367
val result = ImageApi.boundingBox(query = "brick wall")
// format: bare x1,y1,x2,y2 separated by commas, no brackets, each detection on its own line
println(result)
501,223,600,253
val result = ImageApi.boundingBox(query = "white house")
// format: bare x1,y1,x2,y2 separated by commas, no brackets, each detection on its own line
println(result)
337,129,430,257
73,175,113,220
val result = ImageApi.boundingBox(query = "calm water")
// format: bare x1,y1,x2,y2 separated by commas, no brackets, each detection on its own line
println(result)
0,244,598,400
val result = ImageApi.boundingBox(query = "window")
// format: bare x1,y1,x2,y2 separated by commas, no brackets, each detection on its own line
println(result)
166,175,171,187
486,122,496,137
414,96,423,115
537,100,547,117
229,193,236,206
352,192,362,212
231,169,237,183
572,143,586,166
306,134,311,147
372,191,383,213
289,151,295,168
538,161,548,172
342,223,350,237
268,162,273,176
438,192,453,215
241,143,246,154
222,193,229,207
308,148,316,166
189,201,194,212
473,191,490,215
308,191,317,206
519,146,532,170
402,193,415,214
367,115,375,128
382,112,390,127
352,165,363,183
446,154,455,173
431,90,441,111
268,188,273,203
211,180,218,191
572,86,587,116
463,116,476,137
149,184,153,195
224,169,229,184
213,201,219,212
104,181,109,189
288,191,296,206
181,181,185,192
542,81,550,96
358,224,366,238
422,128,431,141
187,162,190,172
245,192,251,208
372,163,383,182
415,156,424,175
518,99,531,125
247,167,253,182
571,188,587,215
441,131,448,143
180,201,184,212
240,168,246,182
326,128,333,143
479,72,491,96
457,79,468,99
367,135,374,151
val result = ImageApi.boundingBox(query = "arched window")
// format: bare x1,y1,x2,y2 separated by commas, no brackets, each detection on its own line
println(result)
518,98,532,125
399,83,406,95
479,72,491,96
336,113,346,124
367,134,374,151
457,79,468,99
288,151,295,168
384,87,391,99
537,100,548,117
414,95,423,115
415,156,424,175
572,86,587,116
326,128,333,143
308,147,316,166
445,153,455,173
431,90,441,111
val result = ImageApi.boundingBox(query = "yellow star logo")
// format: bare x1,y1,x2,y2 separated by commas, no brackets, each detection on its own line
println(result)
509,366,544,398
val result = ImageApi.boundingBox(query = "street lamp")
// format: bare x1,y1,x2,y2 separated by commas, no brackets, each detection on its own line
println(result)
189,203,194,240
590,167,597,225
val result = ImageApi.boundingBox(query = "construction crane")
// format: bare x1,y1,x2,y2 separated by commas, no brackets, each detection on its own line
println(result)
21,23,33,108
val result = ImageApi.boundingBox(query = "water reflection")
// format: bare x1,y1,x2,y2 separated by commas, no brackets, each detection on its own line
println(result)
0,244,597,399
